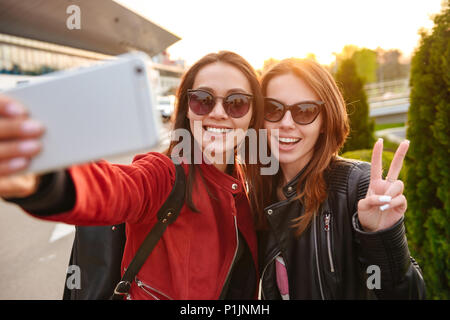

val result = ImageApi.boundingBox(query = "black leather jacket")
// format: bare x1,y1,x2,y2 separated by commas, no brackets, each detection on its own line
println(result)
258,158,426,300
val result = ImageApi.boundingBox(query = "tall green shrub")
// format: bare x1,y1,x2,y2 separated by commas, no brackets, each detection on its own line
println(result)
406,1,450,299
352,48,378,84
335,59,375,153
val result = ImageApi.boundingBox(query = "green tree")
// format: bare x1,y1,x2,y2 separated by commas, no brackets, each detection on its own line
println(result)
340,44,358,60
405,1,450,300
335,59,375,153
305,53,317,61
262,58,279,73
332,45,378,83
352,48,378,84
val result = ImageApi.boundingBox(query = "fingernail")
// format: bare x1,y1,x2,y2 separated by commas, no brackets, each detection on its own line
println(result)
18,140,40,153
21,120,43,134
404,139,410,144
9,157,27,170
378,138,383,143
5,103,26,116
379,195,392,202
379,204,390,211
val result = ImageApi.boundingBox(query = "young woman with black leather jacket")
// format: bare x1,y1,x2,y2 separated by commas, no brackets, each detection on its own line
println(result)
253,58,426,299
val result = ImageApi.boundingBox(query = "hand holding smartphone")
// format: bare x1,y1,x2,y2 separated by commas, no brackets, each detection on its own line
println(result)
0,52,162,198
2,52,161,175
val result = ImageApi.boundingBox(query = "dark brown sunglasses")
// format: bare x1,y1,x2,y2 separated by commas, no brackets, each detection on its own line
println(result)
264,97,323,125
187,89,253,118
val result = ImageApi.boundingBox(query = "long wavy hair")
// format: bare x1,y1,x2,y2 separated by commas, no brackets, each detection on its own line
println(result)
256,58,349,236
165,51,264,213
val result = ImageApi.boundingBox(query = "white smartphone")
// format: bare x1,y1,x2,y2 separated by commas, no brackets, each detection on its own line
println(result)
3,52,162,174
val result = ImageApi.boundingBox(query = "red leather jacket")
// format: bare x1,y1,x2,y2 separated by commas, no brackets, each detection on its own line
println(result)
24,152,259,300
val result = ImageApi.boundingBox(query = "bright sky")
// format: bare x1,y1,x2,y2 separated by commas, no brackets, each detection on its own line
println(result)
115,0,444,69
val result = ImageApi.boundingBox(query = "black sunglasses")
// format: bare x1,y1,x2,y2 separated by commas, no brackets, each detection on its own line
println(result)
187,89,253,118
264,97,324,125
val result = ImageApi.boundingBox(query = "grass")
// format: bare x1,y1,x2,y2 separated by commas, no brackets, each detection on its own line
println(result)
374,122,405,131
382,138,400,152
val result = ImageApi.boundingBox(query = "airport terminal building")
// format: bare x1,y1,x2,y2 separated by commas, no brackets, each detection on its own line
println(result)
0,0,185,95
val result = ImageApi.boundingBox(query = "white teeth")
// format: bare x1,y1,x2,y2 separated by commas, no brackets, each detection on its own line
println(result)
278,137,300,143
205,126,232,133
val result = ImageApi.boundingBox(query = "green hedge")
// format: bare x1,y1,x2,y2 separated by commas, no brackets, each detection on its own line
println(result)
405,1,450,299
341,149,405,182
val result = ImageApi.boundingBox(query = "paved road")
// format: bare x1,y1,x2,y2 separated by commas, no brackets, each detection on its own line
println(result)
0,122,171,300
0,199,74,299
375,126,407,144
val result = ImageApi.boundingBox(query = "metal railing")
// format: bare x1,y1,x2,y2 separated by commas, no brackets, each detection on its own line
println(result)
365,78,410,108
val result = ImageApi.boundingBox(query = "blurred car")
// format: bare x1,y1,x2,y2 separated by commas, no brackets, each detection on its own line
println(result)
156,95,175,121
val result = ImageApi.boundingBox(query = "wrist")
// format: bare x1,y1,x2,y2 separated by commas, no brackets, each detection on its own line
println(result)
2,174,41,199
357,214,377,233
24,174,41,198
352,212,411,289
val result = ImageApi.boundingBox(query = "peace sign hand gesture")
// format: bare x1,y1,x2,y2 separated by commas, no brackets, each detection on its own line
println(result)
357,138,410,232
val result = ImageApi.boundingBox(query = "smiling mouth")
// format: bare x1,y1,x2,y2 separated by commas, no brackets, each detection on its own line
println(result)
203,126,233,134
278,137,301,145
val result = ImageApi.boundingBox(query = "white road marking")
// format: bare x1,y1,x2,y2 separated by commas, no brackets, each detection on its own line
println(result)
39,253,56,262
49,223,75,243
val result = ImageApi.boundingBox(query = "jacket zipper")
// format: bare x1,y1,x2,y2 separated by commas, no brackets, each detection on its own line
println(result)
135,277,174,300
324,213,335,273
313,214,325,300
219,215,240,299
259,251,281,300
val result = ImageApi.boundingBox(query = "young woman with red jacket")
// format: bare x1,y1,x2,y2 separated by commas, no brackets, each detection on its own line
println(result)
0,51,264,300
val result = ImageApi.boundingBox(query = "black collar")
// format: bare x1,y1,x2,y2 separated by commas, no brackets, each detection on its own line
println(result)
281,163,310,199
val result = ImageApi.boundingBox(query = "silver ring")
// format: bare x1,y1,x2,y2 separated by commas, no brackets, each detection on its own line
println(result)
386,177,396,183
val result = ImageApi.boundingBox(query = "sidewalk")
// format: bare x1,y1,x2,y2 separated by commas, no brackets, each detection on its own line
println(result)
375,126,407,144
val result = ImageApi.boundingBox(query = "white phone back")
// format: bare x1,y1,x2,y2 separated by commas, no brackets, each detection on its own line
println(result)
4,52,162,174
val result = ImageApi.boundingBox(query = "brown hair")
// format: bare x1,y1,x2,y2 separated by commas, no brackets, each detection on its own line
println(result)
165,51,264,213
256,58,349,236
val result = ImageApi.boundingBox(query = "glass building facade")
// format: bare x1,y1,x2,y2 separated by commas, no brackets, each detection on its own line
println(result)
0,33,109,75
0,33,185,96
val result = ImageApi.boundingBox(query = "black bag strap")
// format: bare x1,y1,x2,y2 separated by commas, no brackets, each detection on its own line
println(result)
111,163,186,300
